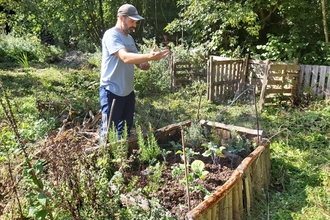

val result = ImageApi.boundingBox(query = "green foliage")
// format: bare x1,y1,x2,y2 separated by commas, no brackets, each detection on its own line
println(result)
202,142,225,165
134,39,172,97
227,130,246,153
183,121,206,148
190,159,209,180
16,52,29,70
165,0,260,55
176,147,199,165
137,123,161,164
0,33,63,63
145,162,165,193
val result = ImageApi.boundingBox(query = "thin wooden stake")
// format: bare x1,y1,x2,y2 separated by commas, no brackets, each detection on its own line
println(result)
103,99,116,148
181,130,191,211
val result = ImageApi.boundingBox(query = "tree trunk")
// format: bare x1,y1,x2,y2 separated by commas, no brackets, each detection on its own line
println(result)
321,0,329,43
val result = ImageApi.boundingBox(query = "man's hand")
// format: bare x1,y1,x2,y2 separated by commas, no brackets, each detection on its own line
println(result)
139,62,150,70
150,46,170,60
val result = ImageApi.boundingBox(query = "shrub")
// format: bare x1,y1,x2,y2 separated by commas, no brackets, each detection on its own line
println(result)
0,33,63,63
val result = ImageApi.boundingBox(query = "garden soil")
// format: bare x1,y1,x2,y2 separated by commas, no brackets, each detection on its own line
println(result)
123,146,249,219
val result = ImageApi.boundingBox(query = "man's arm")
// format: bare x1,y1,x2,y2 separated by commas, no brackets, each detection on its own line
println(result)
115,46,170,64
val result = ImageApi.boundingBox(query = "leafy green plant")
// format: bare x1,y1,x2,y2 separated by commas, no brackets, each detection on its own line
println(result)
190,159,209,180
202,142,226,165
169,140,182,152
176,147,200,165
227,130,246,153
171,160,210,197
160,148,171,163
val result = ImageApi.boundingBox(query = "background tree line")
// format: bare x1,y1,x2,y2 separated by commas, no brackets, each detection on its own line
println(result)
1,0,330,65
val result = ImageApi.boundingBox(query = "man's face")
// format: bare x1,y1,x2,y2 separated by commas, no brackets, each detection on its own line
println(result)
122,16,138,34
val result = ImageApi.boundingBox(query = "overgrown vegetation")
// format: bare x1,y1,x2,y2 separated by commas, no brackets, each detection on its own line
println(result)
0,36,329,220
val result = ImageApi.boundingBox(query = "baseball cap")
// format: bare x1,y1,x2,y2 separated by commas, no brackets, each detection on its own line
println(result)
118,4,144,20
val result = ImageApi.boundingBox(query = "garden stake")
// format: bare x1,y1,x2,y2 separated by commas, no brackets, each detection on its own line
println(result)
181,129,191,211
103,99,116,148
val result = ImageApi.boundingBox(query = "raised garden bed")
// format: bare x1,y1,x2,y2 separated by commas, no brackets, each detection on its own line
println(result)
122,119,271,220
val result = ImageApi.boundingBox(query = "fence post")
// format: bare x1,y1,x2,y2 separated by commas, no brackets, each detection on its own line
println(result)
208,56,215,102
243,54,250,83
259,59,270,110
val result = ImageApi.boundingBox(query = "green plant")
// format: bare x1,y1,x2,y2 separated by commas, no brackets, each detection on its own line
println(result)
0,80,55,220
144,162,164,193
227,130,246,153
169,140,182,152
183,121,206,148
137,123,161,164
160,148,171,163
176,147,200,166
171,160,210,197
16,52,29,71
202,142,226,165
190,159,209,180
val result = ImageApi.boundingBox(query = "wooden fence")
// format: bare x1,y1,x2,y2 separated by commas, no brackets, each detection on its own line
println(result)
299,65,330,98
170,55,206,88
171,55,330,106
207,56,247,102
259,62,300,109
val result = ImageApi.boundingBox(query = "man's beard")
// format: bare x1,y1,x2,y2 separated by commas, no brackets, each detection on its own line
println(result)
122,22,135,34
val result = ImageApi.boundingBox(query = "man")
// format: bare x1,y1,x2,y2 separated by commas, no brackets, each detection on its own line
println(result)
99,4,170,145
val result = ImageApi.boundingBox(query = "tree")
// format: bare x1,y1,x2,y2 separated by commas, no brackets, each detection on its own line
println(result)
321,0,329,43
164,0,260,56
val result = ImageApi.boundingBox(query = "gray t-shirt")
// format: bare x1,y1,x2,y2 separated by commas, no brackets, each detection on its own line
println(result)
100,27,138,96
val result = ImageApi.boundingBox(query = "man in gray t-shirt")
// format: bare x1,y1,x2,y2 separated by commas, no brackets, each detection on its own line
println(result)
99,4,169,145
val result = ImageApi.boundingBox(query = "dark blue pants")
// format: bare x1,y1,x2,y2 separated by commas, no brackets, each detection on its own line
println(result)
99,87,135,143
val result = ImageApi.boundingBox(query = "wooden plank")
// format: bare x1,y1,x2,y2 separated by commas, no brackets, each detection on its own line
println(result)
227,190,233,220
207,59,211,100
311,65,319,93
217,197,225,220
259,59,270,110
238,179,244,216
298,65,305,94
209,56,215,102
244,168,252,216
232,184,241,220
269,64,288,71
303,65,312,90
318,66,326,96
243,54,250,83
219,63,224,98
212,59,242,64
266,80,290,86
268,73,299,78
200,120,263,136
228,62,234,95
327,66,330,97
265,88,294,94
270,64,300,71
210,204,217,220
286,65,301,71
